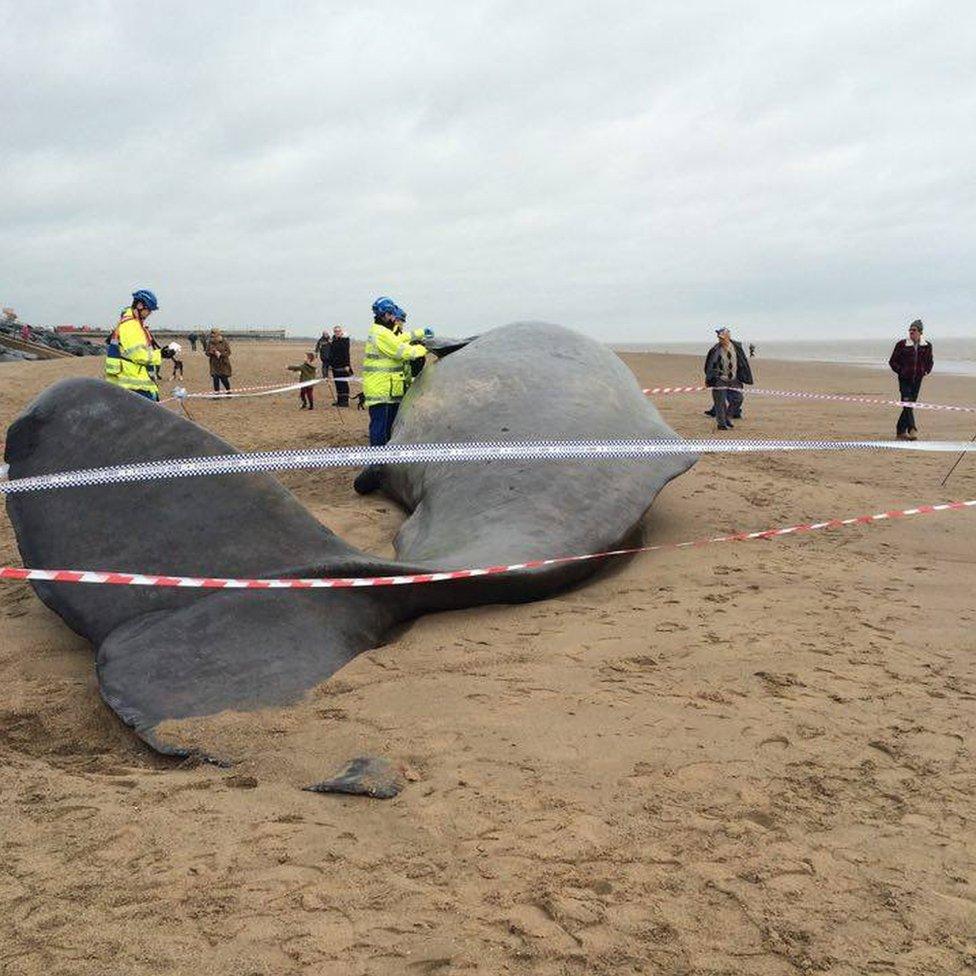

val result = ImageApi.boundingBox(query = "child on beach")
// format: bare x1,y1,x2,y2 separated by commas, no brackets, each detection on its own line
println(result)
166,341,184,379
288,352,319,409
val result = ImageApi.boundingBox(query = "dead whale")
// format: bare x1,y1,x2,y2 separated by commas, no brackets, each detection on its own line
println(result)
4,323,695,756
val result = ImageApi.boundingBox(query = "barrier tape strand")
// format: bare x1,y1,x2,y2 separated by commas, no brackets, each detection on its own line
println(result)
644,385,976,413
3,438,976,496
162,376,363,403
163,380,973,412
1,499,971,589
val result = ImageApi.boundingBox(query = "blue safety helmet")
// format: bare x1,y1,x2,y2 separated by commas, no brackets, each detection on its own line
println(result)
393,305,407,322
371,296,398,318
132,289,159,311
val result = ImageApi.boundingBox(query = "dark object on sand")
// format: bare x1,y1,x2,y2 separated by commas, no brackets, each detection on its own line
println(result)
0,318,104,359
304,757,404,799
4,323,696,758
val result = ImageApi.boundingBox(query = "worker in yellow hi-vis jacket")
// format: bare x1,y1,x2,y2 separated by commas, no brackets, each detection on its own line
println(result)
354,296,433,496
361,296,431,446
105,289,173,402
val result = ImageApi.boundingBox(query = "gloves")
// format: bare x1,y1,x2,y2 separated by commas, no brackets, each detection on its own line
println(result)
423,327,434,338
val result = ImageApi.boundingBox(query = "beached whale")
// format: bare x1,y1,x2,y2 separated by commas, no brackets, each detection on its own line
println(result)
4,323,695,757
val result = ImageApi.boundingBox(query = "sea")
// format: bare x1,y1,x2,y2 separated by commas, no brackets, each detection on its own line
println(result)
613,337,976,378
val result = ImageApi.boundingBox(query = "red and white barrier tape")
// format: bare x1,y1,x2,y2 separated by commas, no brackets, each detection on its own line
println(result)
159,380,308,403
157,381,974,411
643,385,976,413
2,499,972,590
196,379,321,395
162,376,362,403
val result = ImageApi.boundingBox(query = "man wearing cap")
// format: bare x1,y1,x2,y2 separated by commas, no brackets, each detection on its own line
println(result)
889,319,933,440
314,328,332,379
704,327,753,430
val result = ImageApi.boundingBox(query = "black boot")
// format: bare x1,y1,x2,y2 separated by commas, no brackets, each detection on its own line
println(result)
354,465,383,495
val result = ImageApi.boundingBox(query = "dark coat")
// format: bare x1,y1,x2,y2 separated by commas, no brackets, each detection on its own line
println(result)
704,340,753,387
889,339,933,381
207,336,232,377
328,336,351,373
314,335,331,362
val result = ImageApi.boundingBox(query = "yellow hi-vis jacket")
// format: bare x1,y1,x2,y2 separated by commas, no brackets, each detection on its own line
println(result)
105,308,162,398
362,321,428,406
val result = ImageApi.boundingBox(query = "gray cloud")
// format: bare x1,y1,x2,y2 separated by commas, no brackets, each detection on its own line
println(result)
2,0,974,338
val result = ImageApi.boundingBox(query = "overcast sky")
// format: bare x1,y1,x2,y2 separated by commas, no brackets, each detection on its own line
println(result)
2,1,974,340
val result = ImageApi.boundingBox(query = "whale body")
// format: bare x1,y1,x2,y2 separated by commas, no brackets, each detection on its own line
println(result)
4,323,695,756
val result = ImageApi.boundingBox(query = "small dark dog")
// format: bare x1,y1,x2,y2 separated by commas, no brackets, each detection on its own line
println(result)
356,391,366,410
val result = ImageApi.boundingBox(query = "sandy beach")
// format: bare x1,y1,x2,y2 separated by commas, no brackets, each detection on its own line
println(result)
2,342,975,975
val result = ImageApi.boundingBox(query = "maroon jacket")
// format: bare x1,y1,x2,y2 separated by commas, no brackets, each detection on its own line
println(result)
889,339,933,381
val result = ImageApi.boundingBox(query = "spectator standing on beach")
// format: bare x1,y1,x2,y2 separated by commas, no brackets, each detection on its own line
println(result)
315,329,332,378
287,352,318,409
749,343,756,357
704,327,753,430
207,328,232,394
188,331,198,352
889,319,933,440
328,326,352,407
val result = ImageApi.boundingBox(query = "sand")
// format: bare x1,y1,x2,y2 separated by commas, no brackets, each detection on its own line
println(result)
1,341,975,975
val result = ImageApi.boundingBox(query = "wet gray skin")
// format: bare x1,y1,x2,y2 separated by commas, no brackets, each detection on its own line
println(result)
4,323,695,756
